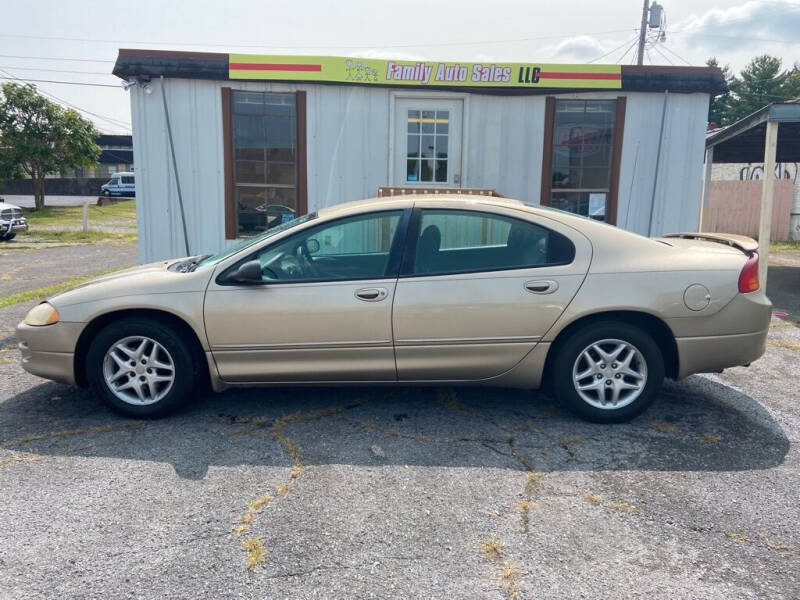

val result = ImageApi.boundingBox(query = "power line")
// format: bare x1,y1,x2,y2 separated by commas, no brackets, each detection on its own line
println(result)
0,68,131,132
0,29,639,50
0,53,114,63
650,44,675,65
615,38,639,64
658,44,692,66
0,65,113,75
589,35,640,63
0,76,119,88
667,30,800,45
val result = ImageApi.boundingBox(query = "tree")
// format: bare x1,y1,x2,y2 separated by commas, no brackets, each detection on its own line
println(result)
727,55,793,123
706,57,735,128
0,83,100,210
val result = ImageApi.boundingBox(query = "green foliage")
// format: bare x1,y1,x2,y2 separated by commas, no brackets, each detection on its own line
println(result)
708,55,800,126
706,57,735,128
0,83,100,209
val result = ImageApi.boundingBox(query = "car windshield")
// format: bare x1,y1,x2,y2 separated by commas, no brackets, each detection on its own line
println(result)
194,212,317,269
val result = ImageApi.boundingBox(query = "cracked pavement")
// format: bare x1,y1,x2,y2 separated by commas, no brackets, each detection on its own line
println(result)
0,260,798,599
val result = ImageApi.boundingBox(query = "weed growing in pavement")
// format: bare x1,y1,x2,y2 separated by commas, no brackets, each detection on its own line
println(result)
649,421,681,435
242,538,266,570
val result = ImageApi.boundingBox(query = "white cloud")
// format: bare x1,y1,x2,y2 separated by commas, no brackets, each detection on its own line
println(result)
541,36,608,61
675,1,800,53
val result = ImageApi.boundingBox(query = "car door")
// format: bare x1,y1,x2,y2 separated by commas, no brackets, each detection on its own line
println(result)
392,203,591,381
204,209,409,382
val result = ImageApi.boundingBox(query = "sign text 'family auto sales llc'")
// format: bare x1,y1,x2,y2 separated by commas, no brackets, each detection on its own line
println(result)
229,55,622,89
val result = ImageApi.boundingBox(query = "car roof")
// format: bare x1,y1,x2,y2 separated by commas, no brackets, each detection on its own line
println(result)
317,193,533,218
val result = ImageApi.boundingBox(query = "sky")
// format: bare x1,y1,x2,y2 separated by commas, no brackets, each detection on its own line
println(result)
0,0,798,134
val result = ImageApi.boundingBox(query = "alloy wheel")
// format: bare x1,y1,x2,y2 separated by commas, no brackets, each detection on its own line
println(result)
572,338,648,410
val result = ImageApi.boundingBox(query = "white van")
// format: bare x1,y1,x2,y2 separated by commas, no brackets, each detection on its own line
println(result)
100,172,135,197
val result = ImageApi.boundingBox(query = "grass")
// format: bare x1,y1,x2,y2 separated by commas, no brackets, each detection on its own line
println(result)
21,230,137,244
0,266,130,309
242,538,266,570
650,421,681,435
768,339,800,350
23,201,136,228
479,538,504,560
699,433,724,443
771,240,800,253
725,530,749,543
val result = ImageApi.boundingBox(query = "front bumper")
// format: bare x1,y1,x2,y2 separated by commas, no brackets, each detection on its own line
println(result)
16,321,84,386
1,220,28,234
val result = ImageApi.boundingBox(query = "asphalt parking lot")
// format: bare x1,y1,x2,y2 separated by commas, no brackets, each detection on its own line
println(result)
0,248,798,599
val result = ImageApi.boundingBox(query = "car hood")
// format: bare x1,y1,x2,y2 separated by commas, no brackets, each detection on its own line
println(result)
49,258,214,309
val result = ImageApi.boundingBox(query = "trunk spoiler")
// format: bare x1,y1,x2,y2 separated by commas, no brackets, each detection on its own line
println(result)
662,232,758,254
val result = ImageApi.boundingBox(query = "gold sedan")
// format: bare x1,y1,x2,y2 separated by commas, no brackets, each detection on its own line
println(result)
16,195,771,422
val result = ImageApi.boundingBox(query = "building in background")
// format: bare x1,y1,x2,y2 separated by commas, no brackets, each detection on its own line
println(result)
114,49,724,262
61,134,134,179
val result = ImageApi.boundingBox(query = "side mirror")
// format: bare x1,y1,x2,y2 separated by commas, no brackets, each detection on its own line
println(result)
231,259,263,283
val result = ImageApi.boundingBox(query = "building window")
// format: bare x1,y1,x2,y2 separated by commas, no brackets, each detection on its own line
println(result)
231,91,299,236
406,110,449,183
541,97,626,224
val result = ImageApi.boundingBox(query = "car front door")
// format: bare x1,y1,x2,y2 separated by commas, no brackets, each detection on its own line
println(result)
392,203,591,381
204,209,409,383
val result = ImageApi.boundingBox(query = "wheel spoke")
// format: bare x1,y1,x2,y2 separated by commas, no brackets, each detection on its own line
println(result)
572,338,648,411
103,335,176,406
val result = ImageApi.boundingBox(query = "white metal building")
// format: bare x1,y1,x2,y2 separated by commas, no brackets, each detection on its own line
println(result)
113,50,724,263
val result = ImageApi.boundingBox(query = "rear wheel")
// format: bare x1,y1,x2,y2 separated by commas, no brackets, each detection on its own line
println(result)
86,318,196,417
552,321,664,423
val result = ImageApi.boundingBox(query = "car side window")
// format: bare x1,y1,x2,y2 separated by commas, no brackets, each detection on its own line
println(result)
254,211,403,282
410,209,575,276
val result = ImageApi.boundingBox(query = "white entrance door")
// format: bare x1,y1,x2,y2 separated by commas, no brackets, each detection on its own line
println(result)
393,98,463,188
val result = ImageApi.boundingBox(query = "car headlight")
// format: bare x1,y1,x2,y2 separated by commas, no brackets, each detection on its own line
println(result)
24,302,60,326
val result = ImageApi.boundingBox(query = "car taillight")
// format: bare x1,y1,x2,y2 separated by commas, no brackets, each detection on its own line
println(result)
738,252,759,293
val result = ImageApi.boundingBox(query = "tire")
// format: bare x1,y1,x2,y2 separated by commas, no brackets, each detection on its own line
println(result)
552,321,665,423
86,318,196,418
0,233,14,241
102,190,111,196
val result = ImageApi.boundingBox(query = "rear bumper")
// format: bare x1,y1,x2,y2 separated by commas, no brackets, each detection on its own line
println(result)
676,328,768,379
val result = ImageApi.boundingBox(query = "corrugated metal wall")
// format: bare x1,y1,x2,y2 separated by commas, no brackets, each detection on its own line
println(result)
130,79,709,263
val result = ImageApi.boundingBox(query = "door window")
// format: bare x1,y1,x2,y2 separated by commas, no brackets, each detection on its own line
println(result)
253,211,403,282
406,110,450,183
409,210,574,275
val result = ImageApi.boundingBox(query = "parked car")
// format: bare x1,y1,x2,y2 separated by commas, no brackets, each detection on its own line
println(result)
0,198,28,241
16,195,771,422
100,172,135,197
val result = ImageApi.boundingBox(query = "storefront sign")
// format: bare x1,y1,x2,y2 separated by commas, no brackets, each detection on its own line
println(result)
229,54,622,89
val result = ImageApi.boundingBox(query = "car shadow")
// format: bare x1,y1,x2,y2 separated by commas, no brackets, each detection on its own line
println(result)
0,376,788,480
767,264,800,325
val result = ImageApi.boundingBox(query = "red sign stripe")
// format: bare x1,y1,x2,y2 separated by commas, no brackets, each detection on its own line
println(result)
230,62,322,72
539,71,621,80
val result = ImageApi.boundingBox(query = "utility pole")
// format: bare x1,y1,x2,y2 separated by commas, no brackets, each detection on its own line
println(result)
637,0,649,66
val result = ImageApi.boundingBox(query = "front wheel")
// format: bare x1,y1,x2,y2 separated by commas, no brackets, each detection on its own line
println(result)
102,189,111,196
0,233,15,241
86,318,196,417
552,321,665,423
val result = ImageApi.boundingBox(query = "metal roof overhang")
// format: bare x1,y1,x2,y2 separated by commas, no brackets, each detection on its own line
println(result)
112,49,726,95
705,103,800,163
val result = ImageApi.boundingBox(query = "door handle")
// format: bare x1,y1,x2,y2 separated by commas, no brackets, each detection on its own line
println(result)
525,280,558,294
355,287,388,302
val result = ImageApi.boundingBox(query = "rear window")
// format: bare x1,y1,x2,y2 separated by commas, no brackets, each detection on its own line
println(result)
410,209,575,276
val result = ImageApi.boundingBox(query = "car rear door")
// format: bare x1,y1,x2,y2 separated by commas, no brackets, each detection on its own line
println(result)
392,202,591,381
